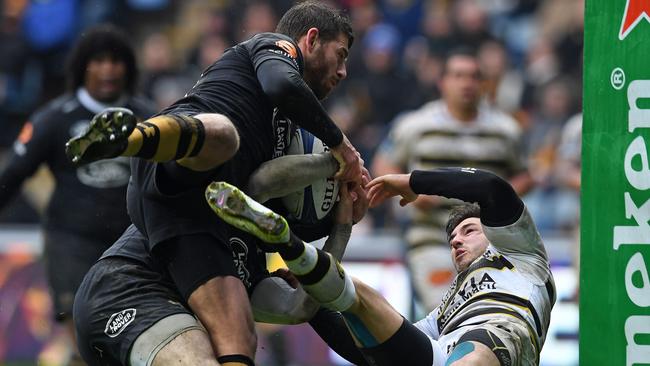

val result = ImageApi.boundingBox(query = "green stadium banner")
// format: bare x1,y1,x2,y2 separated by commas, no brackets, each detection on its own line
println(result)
583,0,650,365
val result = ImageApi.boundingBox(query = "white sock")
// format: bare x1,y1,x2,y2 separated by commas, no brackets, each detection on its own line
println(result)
284,243,318,275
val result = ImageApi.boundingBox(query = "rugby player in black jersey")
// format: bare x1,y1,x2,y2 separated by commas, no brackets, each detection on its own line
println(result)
210,167,555,366
72,2,367,366
0,25,154,365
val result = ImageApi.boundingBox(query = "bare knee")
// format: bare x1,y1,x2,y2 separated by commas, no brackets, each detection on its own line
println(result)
189,276,257,358
179,113,240,171
199,113,240,158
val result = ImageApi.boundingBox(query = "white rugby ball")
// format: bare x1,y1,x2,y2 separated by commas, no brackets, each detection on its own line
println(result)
281,128,339,223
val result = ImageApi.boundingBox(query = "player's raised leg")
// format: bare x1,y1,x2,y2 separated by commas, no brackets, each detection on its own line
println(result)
66,109,239,170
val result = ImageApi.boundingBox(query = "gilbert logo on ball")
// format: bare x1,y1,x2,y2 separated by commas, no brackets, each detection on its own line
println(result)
281,129,340,224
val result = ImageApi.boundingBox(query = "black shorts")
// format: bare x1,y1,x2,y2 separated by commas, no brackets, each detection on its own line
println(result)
73,257,191,366
43,230,114,321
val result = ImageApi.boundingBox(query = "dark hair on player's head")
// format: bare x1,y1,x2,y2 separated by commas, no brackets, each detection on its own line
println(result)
276,0,354,48
66,24,138,93
441,46,479,76
446,203,481,242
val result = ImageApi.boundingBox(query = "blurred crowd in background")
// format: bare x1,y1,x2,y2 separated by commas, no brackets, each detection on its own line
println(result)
0,0,583,364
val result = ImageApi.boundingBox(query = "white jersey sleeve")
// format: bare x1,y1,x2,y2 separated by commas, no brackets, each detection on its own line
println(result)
415,308,441,340
482,206,551,278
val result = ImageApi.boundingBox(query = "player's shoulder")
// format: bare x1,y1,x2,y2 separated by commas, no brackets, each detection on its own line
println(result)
240,32,295,51
246,32,300,57
248,32,294,44
478,104,521,134
391,100,445,133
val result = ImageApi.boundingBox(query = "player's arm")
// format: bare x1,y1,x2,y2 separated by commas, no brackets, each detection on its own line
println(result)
368,168,523,226
245,153,338,203
407,168,524,226
322,181,368,259
0,116,53,209
368,168,545,254
257,60,342,148
252,37,361,183
372,118,440,210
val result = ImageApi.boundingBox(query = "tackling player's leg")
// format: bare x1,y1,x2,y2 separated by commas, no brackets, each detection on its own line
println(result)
206,181,354,308
246,153,338,203
206,182,442,366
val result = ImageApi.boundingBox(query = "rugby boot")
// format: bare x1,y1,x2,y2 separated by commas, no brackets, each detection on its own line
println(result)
65,107,136,165
206,181,290,247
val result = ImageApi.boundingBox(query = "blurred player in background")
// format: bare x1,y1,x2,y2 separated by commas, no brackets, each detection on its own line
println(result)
0,24,154,365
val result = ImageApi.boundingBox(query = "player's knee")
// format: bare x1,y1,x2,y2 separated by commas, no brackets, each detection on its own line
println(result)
199,113,240,159
191,114,239,161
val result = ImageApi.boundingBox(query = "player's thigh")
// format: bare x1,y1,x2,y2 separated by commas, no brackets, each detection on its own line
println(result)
447,318,533,366
187,275,257,356
133,315,218,366
446,341,500,366
151,328,218,366
74,257,193,366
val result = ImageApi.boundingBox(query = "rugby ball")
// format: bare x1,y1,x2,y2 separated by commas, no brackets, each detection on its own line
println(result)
281,129,339,223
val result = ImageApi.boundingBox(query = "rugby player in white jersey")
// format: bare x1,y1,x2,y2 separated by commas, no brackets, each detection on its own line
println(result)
208,167,555,366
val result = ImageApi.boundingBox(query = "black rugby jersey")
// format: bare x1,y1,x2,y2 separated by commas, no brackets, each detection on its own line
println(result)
127,32,342,250
0,88,154,242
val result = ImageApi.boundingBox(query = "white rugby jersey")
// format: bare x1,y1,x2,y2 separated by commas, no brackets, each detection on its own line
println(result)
415,207,556,357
